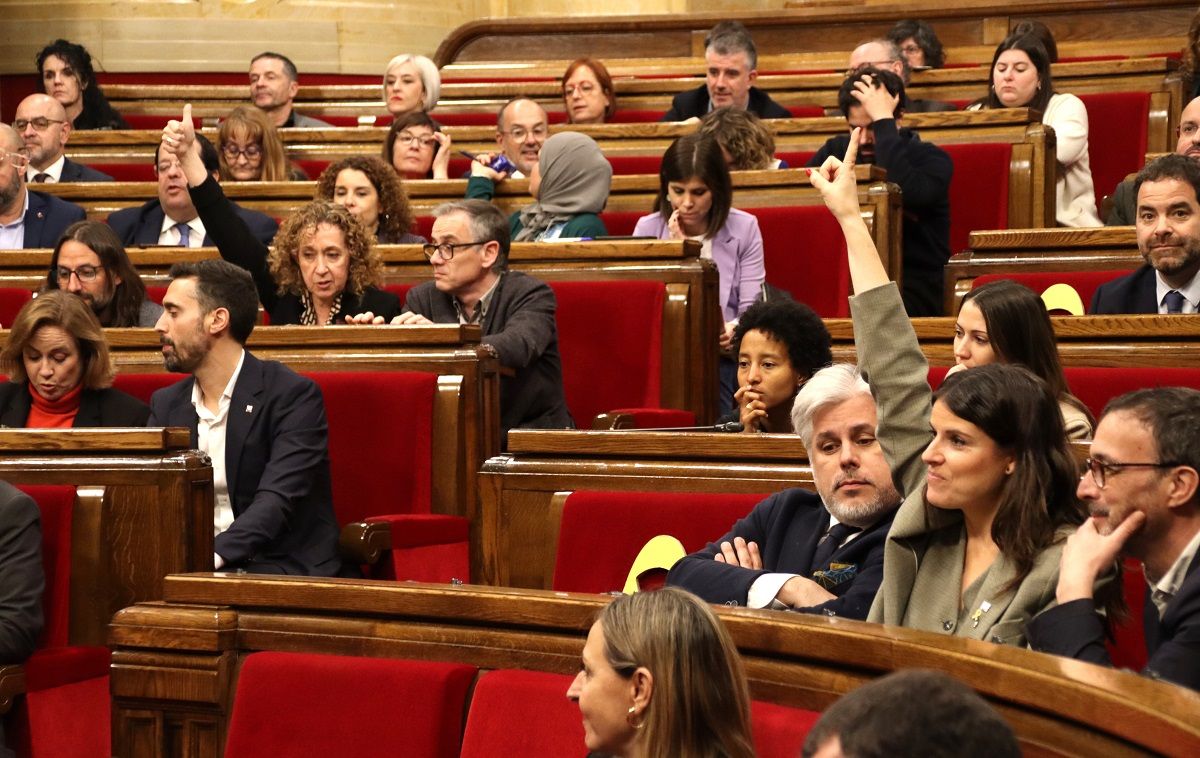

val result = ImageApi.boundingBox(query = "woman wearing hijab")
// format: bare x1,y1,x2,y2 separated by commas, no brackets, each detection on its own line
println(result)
465,131,611,241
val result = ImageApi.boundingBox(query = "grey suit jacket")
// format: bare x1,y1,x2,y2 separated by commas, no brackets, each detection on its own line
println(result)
858,283,1069,646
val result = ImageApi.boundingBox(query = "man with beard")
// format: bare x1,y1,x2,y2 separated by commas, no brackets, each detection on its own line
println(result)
149,259,342,576
1028,387,1200,691
1092,154,1200,314
1107,96,1200,226
44,220,163,327
248,52,331,129
0,123,85,249
666,360,925,620
14,94,112,182
806,68,952,316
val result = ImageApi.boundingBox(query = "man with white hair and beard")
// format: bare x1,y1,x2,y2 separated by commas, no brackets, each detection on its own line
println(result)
0,123,85,249
667,355,928,619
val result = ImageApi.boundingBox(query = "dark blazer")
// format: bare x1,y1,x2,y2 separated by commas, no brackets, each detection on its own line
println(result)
23,190,86,249
1090,265,1159,314
667,488,897,619
0,383,149,428
1027,552,1200,691
662,84,792,121
1105,178,1136,226
148,351,342,576
809,120,953,316
185,176,400,324
59,158,114,183
106,196,279,248
0,481,43,664
404,272,573,440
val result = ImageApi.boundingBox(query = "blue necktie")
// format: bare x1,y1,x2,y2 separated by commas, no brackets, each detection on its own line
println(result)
810,521,858,575
175,222,191,248
1164,290,1186,314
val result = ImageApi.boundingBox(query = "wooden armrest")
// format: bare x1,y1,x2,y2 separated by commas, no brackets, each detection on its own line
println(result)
338,521,392,565
593,412,634,430
0,664,26,714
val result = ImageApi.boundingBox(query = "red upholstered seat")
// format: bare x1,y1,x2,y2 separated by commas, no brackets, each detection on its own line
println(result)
111,372,188,404
786,105,826,118
296,159,331,179
609,109,669,123
0,288,32,327
553,490,768,593
776,150,816,168
752,700,822,758
1078,92,1150,212
145,284,168,305
9,485,110,758
382,282,415,304
748,205,851,318
970,269,1137,313
98,162,155,182
550,280,687,427
608,155,663,175
942,143,1012,256
224,652,476,758
1109,558,1149,671
599,210,644,236
308,371,469,581
460,669,585,758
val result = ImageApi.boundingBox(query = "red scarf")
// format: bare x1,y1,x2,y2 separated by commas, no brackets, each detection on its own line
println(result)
26,382,83,428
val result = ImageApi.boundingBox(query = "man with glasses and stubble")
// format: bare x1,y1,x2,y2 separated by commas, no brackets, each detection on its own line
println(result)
0,123,85,250
106,132,278,247
14,94,112,182
355,199,573,444
1027,387,1200,691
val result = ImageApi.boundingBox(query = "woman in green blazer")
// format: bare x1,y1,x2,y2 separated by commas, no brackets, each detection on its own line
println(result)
811,130,1091,647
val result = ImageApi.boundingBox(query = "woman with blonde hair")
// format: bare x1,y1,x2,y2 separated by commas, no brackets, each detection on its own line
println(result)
567,588,755,758
382,54,440,118
0,291,148,427
217,105,307,182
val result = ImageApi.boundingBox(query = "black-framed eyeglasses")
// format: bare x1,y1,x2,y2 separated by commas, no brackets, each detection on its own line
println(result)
422,241,485,261
1083,457,1183,488
222,144,262,160
55,265,101,283
502,125,548,141
14,117,66,132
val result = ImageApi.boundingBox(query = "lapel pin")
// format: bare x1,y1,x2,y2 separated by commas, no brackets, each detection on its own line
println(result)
245,404,254,413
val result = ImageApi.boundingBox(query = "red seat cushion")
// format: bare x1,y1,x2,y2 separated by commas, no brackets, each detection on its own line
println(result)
609,109,669,123
971,269,1137,313
1078,92,1150,211
549,280,666,426
748,205,851,317
224,652,476,758
382,283,414,303
777,150,816,168
112,373,188,404
1108,557,1149,671
0,288,33,331
460,669,585,758
608,155,663,175
752,700,822,758
16,485,75,649
553,490,768,593
95,163,155,182
943,143,1012,255
599,210,644,236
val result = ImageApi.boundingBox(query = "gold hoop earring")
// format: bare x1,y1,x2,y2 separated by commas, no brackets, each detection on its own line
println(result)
626,705,645,730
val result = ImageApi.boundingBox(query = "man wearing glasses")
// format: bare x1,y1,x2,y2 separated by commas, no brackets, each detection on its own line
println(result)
390,199,573,443
107,133,278,247
1107,96,1200,226
0,123,85,250
1028,387,1200,691
488,98,549,179
847,39,955,114
14,94,112,183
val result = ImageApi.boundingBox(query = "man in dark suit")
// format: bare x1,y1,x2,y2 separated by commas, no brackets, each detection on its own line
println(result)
148,259,341,576
1091,154,1200,314
1028,387,1200,692
662,21,791,122
15,94,112,183
0,123,86,249
0,482,44,664
668,362,925,620
106,135,278,248
1107,96,1200,226
390,199,573,442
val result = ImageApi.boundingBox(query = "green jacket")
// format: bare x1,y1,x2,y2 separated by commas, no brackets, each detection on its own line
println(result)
465,176,608,241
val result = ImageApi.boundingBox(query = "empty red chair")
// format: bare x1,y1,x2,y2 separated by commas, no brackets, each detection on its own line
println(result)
553,490,768,593
224,652,476,758
460,669,585,758
1064,366,1200,420
752,700,822,758
942,143,1012,256
749,205,851,318
1078,92,1151,212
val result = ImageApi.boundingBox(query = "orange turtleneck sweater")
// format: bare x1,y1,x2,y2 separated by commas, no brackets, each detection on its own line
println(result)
25,382,83,428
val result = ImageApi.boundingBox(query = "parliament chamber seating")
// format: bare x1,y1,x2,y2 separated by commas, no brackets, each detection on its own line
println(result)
970,270,1135,313
0,288,32,328
1077,91,1152,211
551,490,769,593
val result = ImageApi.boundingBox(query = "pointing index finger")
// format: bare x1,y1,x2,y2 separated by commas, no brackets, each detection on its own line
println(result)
843,127,860,170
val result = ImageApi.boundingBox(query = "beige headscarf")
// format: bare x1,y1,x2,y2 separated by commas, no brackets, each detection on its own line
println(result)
514,132,613,241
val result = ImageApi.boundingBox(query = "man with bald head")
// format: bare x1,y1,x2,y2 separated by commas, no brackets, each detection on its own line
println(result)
1108,96,1200,226
14,94,112,183
492,97,548,178
0,123,85,249
847,39,955,113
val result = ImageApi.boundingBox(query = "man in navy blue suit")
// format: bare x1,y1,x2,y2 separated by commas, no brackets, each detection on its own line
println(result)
15,94,113,183
1028,387,1200,691
1091,155,1200,314
148,259,341,576
668,361,925,620
0,123,85,249
107,134,278,248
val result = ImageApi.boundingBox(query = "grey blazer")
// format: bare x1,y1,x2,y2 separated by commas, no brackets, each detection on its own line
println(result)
857,283,1067,647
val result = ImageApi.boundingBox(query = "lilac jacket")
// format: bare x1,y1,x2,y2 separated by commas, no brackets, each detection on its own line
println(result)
633,208,765,321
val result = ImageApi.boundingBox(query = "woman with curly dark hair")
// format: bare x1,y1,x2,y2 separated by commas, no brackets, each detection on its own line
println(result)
315,156,424,243
36,39,129,130
159,107,400,325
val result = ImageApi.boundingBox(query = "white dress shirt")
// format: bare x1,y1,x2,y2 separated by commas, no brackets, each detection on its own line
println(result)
191,350,246,568
158,215,207,247
1154,269,1200,314
26,155,65,183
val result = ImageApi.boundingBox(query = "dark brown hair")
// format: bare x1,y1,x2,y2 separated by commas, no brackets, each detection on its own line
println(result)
315,155,415,242
45,220,148,328
654,133,732,239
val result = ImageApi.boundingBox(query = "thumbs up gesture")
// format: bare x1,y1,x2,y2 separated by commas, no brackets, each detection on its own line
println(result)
162,103,195,159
